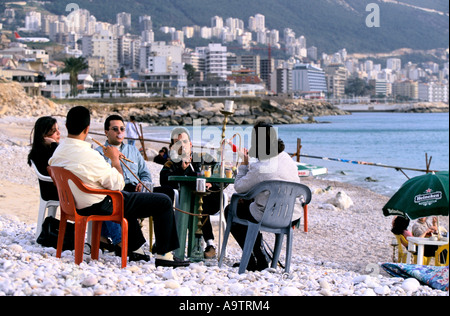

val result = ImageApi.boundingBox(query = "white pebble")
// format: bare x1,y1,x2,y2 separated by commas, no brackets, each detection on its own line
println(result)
402,278,420,293
81,276,98,287
280,286,302,296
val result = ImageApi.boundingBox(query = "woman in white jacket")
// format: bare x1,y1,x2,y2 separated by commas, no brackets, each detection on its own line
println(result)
226,121,301,271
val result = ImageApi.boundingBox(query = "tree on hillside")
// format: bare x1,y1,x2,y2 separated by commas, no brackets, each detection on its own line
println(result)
59,57,89,97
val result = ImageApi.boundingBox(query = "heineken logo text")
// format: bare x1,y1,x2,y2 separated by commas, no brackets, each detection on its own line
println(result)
414,191,442,204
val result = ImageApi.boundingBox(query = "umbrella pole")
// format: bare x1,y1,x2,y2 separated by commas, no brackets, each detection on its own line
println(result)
425,153,432,174
437,217,441,240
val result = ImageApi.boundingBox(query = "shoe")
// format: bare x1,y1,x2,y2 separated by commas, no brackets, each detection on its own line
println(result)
114,246,150,262
100,238,115,252
204,245,216,259
129,251,150,262
155,253,190,268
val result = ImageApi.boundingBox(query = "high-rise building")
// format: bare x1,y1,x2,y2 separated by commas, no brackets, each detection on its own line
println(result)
418,82,448,102
324,64,347,99
392,80,418,100
139,15,152,32
292,64,327,93
375,79,392,97
82,29,118,75
196,43,229,80
260,57,274,92
117,12,132,30
387,58,402,72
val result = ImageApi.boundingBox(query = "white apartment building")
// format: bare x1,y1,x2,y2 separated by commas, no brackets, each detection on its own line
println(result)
200,26,212,39
201,43,229,80
375,79,392,97
117,12,132,30
249,14,265,32
139,41,183,72
211,16,223,28
387,58,402,72
118,34,141,71
418,82,449,102
82,29,119,75
25,11,41,31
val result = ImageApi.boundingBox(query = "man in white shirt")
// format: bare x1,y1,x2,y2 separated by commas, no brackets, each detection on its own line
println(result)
49,106,189,267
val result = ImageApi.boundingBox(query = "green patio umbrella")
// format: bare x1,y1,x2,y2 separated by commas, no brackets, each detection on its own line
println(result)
383,171,449,220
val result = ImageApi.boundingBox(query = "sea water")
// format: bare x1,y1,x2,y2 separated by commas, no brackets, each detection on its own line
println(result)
143,112,449,197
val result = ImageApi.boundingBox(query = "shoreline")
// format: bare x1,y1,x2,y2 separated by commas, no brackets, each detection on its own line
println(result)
0,116,448,296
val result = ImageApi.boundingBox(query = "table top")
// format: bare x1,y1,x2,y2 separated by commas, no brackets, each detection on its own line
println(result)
168,175,235,184
407,236,449,246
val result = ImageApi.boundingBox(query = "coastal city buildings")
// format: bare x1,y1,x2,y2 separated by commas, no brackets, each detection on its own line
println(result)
0,6,448,102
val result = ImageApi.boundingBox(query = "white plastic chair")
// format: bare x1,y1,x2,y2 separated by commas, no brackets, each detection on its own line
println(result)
30,161,59,239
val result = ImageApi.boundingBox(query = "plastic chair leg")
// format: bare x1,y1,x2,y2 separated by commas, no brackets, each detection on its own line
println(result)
218,216,233,268
239,224,260,274
90,221,102,260
56,214,67,259
271,233,284,269
285,230,293,273
36,200,47,239
121,219,128,268
74,218,88,265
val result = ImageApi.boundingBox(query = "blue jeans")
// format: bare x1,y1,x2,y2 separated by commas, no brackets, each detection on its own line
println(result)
102,221,122,245
81,191,179,253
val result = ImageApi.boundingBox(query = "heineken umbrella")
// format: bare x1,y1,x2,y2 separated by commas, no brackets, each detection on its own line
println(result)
383,171,449,220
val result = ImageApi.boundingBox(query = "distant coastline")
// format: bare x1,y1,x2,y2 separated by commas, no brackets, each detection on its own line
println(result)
1,81,447,127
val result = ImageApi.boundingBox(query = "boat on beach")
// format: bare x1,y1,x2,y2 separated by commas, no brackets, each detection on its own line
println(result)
297,162,328,177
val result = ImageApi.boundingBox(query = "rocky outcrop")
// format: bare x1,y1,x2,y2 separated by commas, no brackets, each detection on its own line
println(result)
0,82,67,117
93,98,350,126
394,102,449,113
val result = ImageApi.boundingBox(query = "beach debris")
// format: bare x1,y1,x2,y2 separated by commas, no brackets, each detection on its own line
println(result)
313,186,333,195
318,203,337,212
326,191,354,210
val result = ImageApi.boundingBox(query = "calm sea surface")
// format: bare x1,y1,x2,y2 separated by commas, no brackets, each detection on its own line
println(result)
143,112,449,197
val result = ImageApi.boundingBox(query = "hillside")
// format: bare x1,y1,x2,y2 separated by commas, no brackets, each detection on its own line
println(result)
34,0,449,54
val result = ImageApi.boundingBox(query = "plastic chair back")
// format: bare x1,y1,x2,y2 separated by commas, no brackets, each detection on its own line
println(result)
395,234,410,263
47,166,128,268
30,160,59,239
219,180,311,274
435,244,449,266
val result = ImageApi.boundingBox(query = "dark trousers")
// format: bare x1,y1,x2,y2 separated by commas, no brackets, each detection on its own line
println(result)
154,185,220,242
224,199,267,269
79,191,179,254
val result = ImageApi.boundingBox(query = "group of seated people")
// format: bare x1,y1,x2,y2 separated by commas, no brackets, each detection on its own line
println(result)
391,215,447,263
28,106,302,271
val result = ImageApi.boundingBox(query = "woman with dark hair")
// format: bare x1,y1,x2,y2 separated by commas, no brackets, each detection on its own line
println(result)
391,216,412,248
27,116,61,201
225,121,302,271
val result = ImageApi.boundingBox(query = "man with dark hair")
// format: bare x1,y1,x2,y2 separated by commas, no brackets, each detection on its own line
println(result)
49,106,189,267
94,114,153,260
160,127,221,259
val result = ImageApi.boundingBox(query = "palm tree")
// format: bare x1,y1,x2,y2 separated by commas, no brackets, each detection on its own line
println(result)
59,57,89,97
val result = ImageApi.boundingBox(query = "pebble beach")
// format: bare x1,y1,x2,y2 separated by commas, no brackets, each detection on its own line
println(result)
0,116,448,297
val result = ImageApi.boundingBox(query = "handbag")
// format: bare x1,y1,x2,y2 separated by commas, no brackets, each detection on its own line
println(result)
36,216,75,251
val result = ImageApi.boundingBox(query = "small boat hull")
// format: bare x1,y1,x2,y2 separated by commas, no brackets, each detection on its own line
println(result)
297,162,328,177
